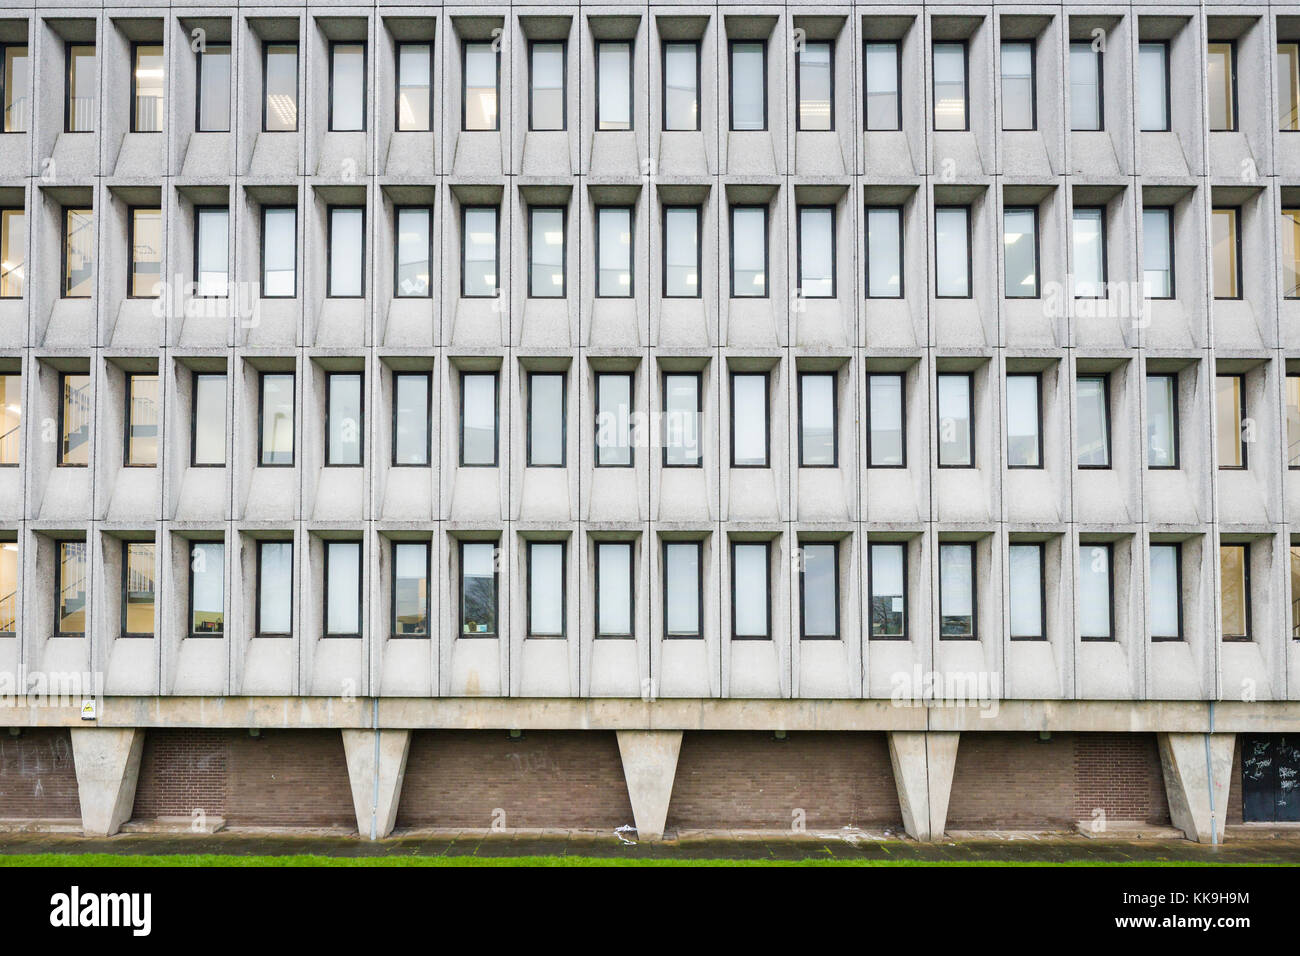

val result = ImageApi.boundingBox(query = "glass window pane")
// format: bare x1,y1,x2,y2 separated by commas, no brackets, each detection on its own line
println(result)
1006,374,1040,467
731,206,766,297
664,42,698,130
394,373,430,466
731,373,767,467
0,208,24,298
939,543,974,637
937,374,972,467
597,207,631,297
664,207,699,297
798,41,832,130
933,42,966,130
330,44,364,131
1070,43,1101,132
1003,207,1037,297
397,44,431,132
866,207,902,298
1287,377,1300,468
801,543,838,638
529,542,564,636
3,45,29,133
1211,208,1239,298
1001,41,1033,130
198,45,231,132
262,207,297,297
1208,43,1234,131
123,542,155,635
800,373,835,466
1147,374,1177,468
57,541,87,633
0,543,15,631
664,373,700,467
1076,376,1110,467
396,207,430,297
260,373,294,466
133,44,163,132
1220,545,1248,639
798,207,833,298
1072,208,1105,297
1216,375,1243,468
60,374,90,466
329,208,364,297
64,208,93,298
1078,545,1112,638
130,208,161,298
326,541,361,634
193,373,226,466
127,374,159,466
67,45,95,132
868,374,904,467
529,373,564,466
596,373,632,466
264,44,298,132
196,208,229,297
463,207,498,297
597,542,632,636
733,543,769,637
1008,544,1042,639
935,207,969,297
598,42,631,130
864,43,899,131
1281,43,1300,131
393,543,429,635
531,42,564,131
869,543,905,638
1143,207,1173,298
1150,544,1180,639
191,541,224,635
327,373,362,466
461,542,497,635
258,542,292,633
1283,209,1300,299
461,372,497,466
529,207,565,297
1139,42,1168,131
665,543,700,636
464,43,498,130
731,42,765,130
0,374,20,466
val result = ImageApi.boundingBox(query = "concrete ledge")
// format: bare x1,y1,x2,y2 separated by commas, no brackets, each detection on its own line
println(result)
120,816,226,835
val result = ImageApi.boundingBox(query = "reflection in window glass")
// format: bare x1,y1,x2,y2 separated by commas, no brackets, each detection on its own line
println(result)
461,372,497,467
664,43,698,131
731,206,766,297
596,542,632,637
528,542,564,637
1220,544,1249,640
933,42,967,130
1008,544,1043,639
196,207,229,297
798,41,832,131
59,373,90,466
1216,374,1244,468
1208,42,1234,131
732,542,769,638
1283,209,1300,299
864,42,900,130
330,43,365,131
938,543,974,638
596,373,632,467
937,373,972,467
392,543,429,636
664,207,699,297
665,542,701,637
1001,41,1034,130
259,373,294,466
325,541,361,635
598,42,631,130
1143,207,1173,298
126,374,160,467
326,372,362,467
395,207,430,297
866,207,902,298
1211,208,1239,299
197,45,231,132
867,373,904,467
1076,375,1110,468
397,44,431,132
464,43,498,131
57,541,87,634
262,207,297,297
869,542,905,639
123,542,156,637
731,42,765,131
329,208,364,297
64,208,93,298
1006,373,1040,468
799,372,835,467
0,373,20,466
264,43,298,132
462,207,498,297
1287,376,1300,468
393,372,430,466
1069,42,1102,132
132,44,164,133
663,373,700,467
190,541,224,635
530,42,564,131
129,208,162,298
461,542,497,636
528,373,564,467
0,540,14,633
935,207,969,297
1072,207,1105,297
800,543,838,639
597,207,632,297
1003,207,1037,298
731,373,767,468
1147,374,1178,468
1139,42,1168,132
193,372,226,467
529,207,565,297
3,45,29,133
0,208,23,298
1078,544,1112,639
67,45,95,133
1281,43,1300,131
1150,543,1181,640
798,206,834,298
258,541,292,634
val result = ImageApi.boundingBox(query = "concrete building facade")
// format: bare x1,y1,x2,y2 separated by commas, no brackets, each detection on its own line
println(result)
0,0,1299,843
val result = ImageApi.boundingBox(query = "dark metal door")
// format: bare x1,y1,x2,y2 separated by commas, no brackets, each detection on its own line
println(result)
1241,734,1300,823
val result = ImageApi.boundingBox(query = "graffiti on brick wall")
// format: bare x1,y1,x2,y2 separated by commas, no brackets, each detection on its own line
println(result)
0,732,78,812
0,733,74,777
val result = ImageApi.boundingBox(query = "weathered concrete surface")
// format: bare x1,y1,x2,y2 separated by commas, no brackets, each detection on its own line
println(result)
888,731,960,841
615,729,683,841
1158,732,1236,844
341,729,411,840
69,728,145,837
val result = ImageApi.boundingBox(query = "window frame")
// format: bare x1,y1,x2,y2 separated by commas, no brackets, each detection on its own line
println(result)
390,540,431,638
119,540,156,638
595,39,634,132
594,205,634,299
0,371,20,466
190,370,227,469
460,204,500,299
661,539,703,640
1072,205,1109,298
1075,372,1113,470
255,539,294,637
1211,206,1243,301
938,541,978,640
1007,541,1046,641
192,204,230,299
1142,205,1176,299
1138,40,1171,132
56,371,89,468
999,39,1037,131
1149,541,1184,642
797,204,836,299
64,42,95,134
326,205,366,299
934,204,973,299
1207,39,1238,133
868,540,908,641
458,540,499,639
661,369,703,469
661,40,701,132
661,204,702,299
797,369,838,469
1146,371,1180,470
126,205,161,300
526,370,567,468
1002,204,1040,299
393,204,433,299
594,540,635,639
460,39,501,132
54,539,87,636
0,43,29,134
0,206,23,298
865,371,907,469
261,40,299,133
1078,541,1115,642
729,203,769,299
325,40,366,133
594,370,635,469
129,41,163,135
123,371,159,468
795,38,835,132
1005,371,1043,470
61,206,92,300
187,540,224,638
798,541,840,641
863,40,903,131
931,39,969,132
324,370,364,468
257,370,296,468
728,38,768,132
728,370,770,469
730,539,772,641
391,370,432,468
322,539,364,638
527,39,567,133
1282,41,1300,132
935,371,976,469
1288,372,1300,470
527,205,567,299
194,43,232,133
526,540,567,638
1217,372,1248,470
458,369,500,468
1068,40,1104,132
394,41,434,133
260,204,298,299
1220,542,1252,642
864,204,904,299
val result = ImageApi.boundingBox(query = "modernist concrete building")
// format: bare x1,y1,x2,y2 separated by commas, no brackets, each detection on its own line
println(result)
0,0,1299,845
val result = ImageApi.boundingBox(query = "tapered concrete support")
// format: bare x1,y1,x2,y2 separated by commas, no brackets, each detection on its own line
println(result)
1158,732,1235,844
342,729,412,840
888,731,960,842
616,730,683,841
69,728,145,837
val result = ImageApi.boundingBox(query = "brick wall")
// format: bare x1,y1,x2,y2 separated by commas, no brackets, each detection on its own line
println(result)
0,729,80,819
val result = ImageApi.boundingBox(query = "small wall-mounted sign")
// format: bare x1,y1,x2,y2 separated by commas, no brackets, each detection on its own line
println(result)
80,699,97,721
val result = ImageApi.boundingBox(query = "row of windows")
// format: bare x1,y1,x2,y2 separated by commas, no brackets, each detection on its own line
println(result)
0,196,1289,302
0,364,1285,472
3,33,1299,137
4,535,1280,644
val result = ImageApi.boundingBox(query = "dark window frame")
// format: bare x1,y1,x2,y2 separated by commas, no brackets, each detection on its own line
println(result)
661,39,701,132
257,369,296,468
260,204,298,299
1138,39,1171,133
527,39,567,132
1068,40,1104,132
728,369,770,469
458,539,499,639
53,538,87,637
119,540,156,638
255,539,294,637
931,39,970,132
661,539,703,640
123,371,159,468
129,41,163,134
1143,204,1176,299
730,539,772,641
594,370,635,468
1072,205,1109,298
326,205,366,299
525,539,567,638
999,38,1037,131
728,38,768,132
938,541,978,641
190,369,227,469
1216,372,1248,470
936,371,976,469
865,370,907,469
1208,38,1239,133
1002,204,1041,299
595,38,634,132
390,540,431,638
526,369,567,468
460,39,501,132
324,370,364,468
391,370,432,468
868,540,908,641
1146,371,1181,470
797,369,839,469
1220,542,1252,642
61,206,92,300
1075,371,1113,470
327,40,368,133
595,540,635,639
527,205,567,299
459,204,500,299
798,540,841,641
458,368,500,468
1211,205,1244,301
393,205,433,299
795,37,835,132
1007,541,1047,641
1005,371,1043,470
0,42,29,135
661,204,703,299
864,204,904,299
261,40,300,133
862,39,903,131
797,203,837,299
56,371,89,468
394,41,434,132
64,42,95,134
729,203,769,299
187,539,225,637
126,205,162,300
195,42,232,133
1287,372,1300,470
594,205,634,299
322,538,364,637
192,204,230,299
661,369,703,469
934,204,973,299
1149,540,1184,642
1078,541,1116,642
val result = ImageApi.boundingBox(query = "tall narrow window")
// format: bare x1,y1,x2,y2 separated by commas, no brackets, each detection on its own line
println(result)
1147,373,1178,468
263,43,298,132
528,372,565,467
800,542,839,639
63,207,93,299
1150,543,1182,640
664,42,699,131
1220,544,1250,641
1283,208,1300,299
730,372,768,468
1078,544,1113,640
2,44,29,133
462,206,498,297
596,541,633,638
460,541,497,636
596,372,633,467
329,42,365,132
730,41,766,131
932,42,967,131
261,206,297,297
864,41,900,130
936,372,973,468
1008,543,1044,640
1138,41,1169,132
192,372,226,467
0,540,14,633
0,207,23,298
66,44,95,133
663,206,700,297
730,205,767,298
1207,41,1236,132
122,542,155,637
1000,41,1034,130
731,541,770,639
1072,207,1106,297
529,41,565,131
59,373,90,467
597,41,632,131
527,542,565,637
1216,373,1246,469
397,43,432,132
257,541,293,635
463,42,498,131
325,372,363,467
0,373,19,466
395,207,431,297
1069,41,1102,131
596,207,632,297
798,371,836,467
328,207,364,298
393,372,431,466
1287,375,1300,469
869,542,906,639
865,206,902,298
460,372,498,467
1076,374,1110,468
797,40,832,131
1006,373,1041,468
1142,206,1174,298
529,207,565,297
195,207,229,298
131,44,163,133
1211,207,1240,299
1281,42,1300,131
867,372,905,467
1003,206,1038,298
259,372,294,467
324,541,362,636
189,541,224,635
128,207,161,298
939,542,975,639
662,372,701,468
798,206,834,298
125,373,159,467
197,44,231,132
1294,546,1300,639
935,207,970,298
392,542,429,636
56,541,87,635
664,541,701,638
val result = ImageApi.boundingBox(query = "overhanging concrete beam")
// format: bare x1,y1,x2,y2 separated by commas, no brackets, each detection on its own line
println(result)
342,729,412,840
70,727,145,837
1158,732,1235,844
888,731,960,841
616,729,682,841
